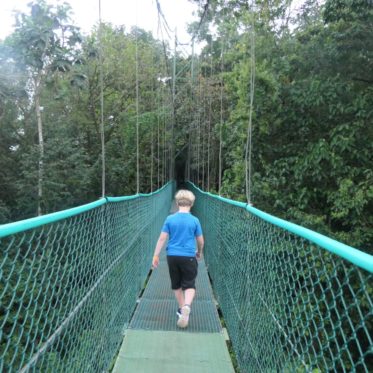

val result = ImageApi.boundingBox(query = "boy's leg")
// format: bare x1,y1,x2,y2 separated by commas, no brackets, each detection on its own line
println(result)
180,257,198,304
184,288,195,306
167,256,185,314
177,257,198,328
174,288,184,308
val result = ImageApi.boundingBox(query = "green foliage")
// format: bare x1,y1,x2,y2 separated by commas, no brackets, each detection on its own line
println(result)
0,1,369,245
188,0,372,253
9,0,81,72
0,2,172,222
187,2,373,372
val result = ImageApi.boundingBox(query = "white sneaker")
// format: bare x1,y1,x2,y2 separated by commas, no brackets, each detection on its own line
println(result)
177,305,191,328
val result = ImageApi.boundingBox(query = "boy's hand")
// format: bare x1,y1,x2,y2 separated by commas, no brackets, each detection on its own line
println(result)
196,252,203,261
152,255,159,268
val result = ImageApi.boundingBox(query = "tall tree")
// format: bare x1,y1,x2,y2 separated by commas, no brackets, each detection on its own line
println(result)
8,0,81,215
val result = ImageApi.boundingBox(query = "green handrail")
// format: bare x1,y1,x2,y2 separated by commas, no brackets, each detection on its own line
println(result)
0,182,174,373
0,181,173,238
187,181,373,273
189,181,373,373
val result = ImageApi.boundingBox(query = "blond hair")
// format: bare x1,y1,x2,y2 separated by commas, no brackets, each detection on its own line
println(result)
175,190,196,207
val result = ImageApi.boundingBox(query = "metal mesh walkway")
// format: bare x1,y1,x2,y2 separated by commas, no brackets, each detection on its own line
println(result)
112,330,234,373
112,204,234,372
113,253,234,372
129,254,221,333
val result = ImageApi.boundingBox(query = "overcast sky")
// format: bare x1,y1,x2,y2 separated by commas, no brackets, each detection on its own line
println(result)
0,0,306,55
0,0,199,52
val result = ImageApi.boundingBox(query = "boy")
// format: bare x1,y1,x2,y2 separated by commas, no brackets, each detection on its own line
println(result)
152,190,204,328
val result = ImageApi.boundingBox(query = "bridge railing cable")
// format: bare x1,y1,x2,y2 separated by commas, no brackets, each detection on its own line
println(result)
0,182,174,373
189,182,373,373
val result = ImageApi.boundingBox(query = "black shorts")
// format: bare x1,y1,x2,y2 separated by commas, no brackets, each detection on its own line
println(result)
167,256,198,290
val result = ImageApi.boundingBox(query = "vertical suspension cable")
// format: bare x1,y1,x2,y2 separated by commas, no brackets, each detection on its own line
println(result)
151,79,154,193
187,40,194,183
187,134,191,180
207,39,213,191
171,29,177,181
162,101,167,184
151,128,154,192
189,40,195,182
245,2,256,204
135,11,140,194
157,80,160,189
218,41,224,195
197,102,199,185
197,115,200,187
156,3,162,187
150,16,156,193
201,74,205,190
97,3,108,359
168,110,172,182
98,0,105,197
197,55,202,187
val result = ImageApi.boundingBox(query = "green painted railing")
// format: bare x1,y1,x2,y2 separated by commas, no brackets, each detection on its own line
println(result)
1,180,372,372
0,182,174,372
189,182,373,373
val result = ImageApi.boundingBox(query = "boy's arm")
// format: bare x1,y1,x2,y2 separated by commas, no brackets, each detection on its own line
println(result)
152,232,168,268
196,235,204,259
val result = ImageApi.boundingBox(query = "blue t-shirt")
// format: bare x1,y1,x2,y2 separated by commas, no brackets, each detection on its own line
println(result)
161,212,203,257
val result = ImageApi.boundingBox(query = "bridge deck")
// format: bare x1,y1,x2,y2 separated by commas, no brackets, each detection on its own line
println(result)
112,246,234,372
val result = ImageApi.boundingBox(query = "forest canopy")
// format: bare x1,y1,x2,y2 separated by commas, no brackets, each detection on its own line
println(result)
0,0,372,253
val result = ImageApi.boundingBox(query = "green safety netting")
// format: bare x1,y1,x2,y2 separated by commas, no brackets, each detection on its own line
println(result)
0,182,174,373
190,183,373,373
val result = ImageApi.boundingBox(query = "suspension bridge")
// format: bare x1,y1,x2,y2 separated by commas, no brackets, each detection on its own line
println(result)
0,181,372,372
1,0,372,372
